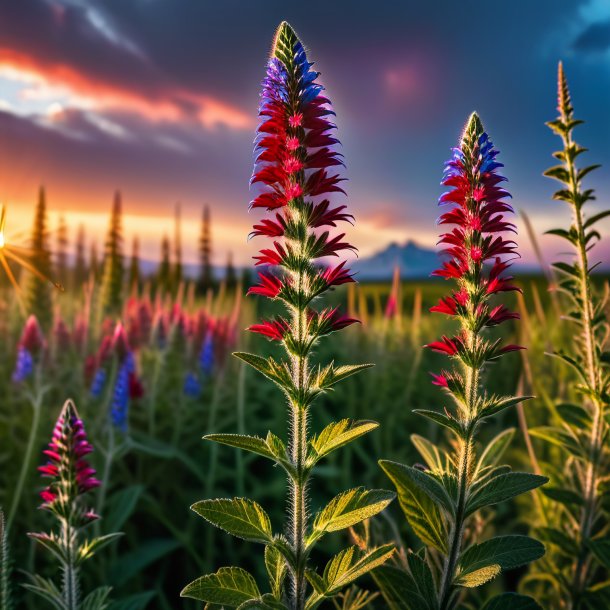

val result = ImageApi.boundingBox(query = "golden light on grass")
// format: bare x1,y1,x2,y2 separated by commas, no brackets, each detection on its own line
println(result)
0,204,63,310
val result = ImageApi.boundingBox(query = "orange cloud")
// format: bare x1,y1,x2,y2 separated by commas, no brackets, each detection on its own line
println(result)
0,47,254,130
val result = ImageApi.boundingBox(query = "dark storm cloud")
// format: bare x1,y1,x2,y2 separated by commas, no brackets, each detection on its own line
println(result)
0,0,608,263
573,19,610,53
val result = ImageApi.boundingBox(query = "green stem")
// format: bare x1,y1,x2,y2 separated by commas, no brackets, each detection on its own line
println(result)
7,375,44,530
236,361,247,497
95,425,116,536
439,337,478,610
62,518,79,610
562,128,604,608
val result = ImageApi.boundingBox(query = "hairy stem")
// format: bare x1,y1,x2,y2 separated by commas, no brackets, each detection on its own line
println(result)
62,518,79,610
564,127,604,605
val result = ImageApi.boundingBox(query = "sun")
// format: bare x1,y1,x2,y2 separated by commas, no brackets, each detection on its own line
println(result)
0,204,63,309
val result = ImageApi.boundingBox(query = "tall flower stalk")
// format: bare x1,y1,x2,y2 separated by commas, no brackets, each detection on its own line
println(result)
25,399,121,610
182,21,395,610
528,63,610,609
379,113,547,610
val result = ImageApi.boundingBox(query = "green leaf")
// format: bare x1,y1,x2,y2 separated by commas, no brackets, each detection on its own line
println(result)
323,545,395,596
456,565,501,587
411,435,445,471
556,403,591,428
466,473,548,515
204,433,293,475
406,552,436,604
381,461,454,514
191,498,273,544
481,396,533,419
481,593,542,609
588,538,610,569
536,527,578,555
233,353,293,391
315,364,373,391
457,536,545,586
181,567,260,606
584,209,610,229
107,592,156,610
309,488,394,544
237,594,288,609
373,565,427,610
413,409,463,436
22,575,65,610
105,485,144,533
307,420,379,466
541,487,584,507
529,426,584,457
379,459,448,553
77,533,124,565
265,545,286,600
81,587,112,610
476,429,515,473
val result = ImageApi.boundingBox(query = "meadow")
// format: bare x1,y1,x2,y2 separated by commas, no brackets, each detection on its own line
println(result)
1,18,609,610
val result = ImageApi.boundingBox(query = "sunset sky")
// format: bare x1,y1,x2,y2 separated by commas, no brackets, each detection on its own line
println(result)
0,0,609,269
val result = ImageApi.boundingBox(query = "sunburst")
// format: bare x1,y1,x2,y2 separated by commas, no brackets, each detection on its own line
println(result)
0,204,64,310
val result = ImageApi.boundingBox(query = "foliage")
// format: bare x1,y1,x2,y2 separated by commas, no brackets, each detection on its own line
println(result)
524,62,610,609
99,192,125,317
378,113,547,609
182,21,395,610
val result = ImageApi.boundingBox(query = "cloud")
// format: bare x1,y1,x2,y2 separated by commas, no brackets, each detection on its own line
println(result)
572,18,610,53
0,0,253,131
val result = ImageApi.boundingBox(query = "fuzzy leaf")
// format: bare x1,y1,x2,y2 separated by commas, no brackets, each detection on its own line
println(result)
237,594,288,609
466,473,547,515
382,461,454,514
457,535,545,586
481,396,533,418
191,498,273,544
323,545,395,596
233,353,293,391
411,435,445,472
413,409,463,436
265,545,286,600
481,593,542,609
379,459,448,552
77,533,124,565
456,564,501,587
309,488,394,544
476,429,515,473
373,565,428,610
308,420,379,466
316,364,373,391
181,567,260,605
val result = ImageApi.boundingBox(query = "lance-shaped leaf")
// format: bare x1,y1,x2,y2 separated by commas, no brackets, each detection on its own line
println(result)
476,429,515,474
480,396,533,419
308,488,394,545
481,593,542,609
191,498,273,544
181,566,260,605
233,352,294,392
315,363,373,391
466,473,547,516
307,419,379,467
265,545,287,600
410,435,446,472
305,545,395,608
204,432,294,476
413,409,463,436
379,459,447,553
374,564,429,610
80,587,112,610
76,532,124,565
456,535,545,587
380,460,454,515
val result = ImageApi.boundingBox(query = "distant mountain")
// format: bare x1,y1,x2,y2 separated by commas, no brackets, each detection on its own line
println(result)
351,240,442,281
